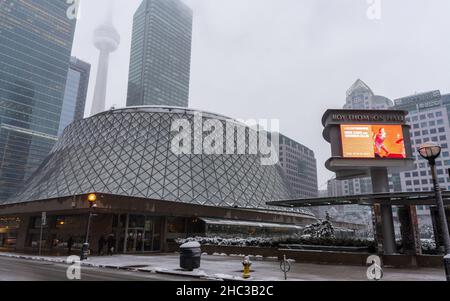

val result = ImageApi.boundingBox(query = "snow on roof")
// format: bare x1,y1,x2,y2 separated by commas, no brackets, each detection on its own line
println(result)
199,217,303,230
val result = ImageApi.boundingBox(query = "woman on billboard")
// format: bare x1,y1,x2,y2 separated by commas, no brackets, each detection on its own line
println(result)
373,128,390,158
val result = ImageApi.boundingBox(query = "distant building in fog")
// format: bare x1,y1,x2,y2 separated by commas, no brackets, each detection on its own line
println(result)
59,57,91,135
127,0,193,108
344,79,393,110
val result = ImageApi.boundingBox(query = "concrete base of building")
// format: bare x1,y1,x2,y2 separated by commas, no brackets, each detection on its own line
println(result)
0,193,320,256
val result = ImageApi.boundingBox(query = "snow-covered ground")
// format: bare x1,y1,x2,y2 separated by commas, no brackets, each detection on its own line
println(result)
0,252,445,281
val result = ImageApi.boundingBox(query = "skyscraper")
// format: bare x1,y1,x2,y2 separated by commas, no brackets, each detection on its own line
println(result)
59,57,91,136
90,1,120,116
0,0,77,201
278,134,318,198
127,0,193,108
344,79,393,110
393,90,450,226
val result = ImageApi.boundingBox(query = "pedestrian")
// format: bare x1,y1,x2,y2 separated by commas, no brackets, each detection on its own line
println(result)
107,234,116,256
98,234,106,256
67,236,74,255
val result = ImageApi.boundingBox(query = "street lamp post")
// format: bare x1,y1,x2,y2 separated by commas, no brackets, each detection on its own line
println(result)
81,194,97,261
418,142,450,281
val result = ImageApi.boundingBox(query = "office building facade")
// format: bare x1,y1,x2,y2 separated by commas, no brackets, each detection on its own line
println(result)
278,134,318,198
127,0,193,108
393,91,450,225
0,0,77,201
59,57,91,135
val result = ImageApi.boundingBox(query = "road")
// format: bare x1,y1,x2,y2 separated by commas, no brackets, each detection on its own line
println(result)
0,256,203,281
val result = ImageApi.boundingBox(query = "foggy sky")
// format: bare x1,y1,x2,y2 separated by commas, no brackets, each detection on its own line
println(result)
72,0,450,189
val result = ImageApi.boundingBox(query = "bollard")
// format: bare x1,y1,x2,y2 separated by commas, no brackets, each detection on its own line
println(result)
242,256,252,279
280,255,291,280
444,254,450,282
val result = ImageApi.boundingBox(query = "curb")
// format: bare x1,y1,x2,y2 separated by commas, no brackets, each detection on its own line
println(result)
0,252,240,280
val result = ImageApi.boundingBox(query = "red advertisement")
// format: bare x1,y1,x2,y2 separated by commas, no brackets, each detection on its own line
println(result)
341,124,406,159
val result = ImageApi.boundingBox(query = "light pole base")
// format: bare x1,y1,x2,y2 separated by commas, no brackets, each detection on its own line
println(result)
81,243,89,261
444,254,450,282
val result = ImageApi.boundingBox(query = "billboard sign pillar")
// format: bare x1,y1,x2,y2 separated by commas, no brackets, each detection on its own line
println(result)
322,109,415,256
371,168,396,255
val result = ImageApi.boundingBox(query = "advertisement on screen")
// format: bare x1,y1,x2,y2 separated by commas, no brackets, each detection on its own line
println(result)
341,124,406,159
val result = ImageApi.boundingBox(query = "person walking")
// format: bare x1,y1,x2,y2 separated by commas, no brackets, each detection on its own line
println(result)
67,236,74,255
106,234,116,256
98,234,106,256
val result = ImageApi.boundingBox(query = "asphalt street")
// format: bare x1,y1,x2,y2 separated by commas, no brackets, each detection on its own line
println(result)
0,256,202,281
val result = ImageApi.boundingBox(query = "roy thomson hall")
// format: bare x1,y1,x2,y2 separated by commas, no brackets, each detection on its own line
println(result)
0,106,335,254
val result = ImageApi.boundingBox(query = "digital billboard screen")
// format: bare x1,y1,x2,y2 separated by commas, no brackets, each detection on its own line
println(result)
341,124,406,159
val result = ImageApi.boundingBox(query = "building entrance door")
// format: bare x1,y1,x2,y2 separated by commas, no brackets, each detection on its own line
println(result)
124,215,163,253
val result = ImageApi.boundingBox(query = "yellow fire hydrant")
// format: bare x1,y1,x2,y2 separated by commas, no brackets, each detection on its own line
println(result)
242,256,252,279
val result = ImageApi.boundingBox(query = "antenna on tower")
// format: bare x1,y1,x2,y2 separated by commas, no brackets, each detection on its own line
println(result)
104,0,115,25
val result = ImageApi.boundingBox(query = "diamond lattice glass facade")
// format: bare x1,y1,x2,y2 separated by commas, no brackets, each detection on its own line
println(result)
5,107,293,210
0,0,77,201
127,0,193,108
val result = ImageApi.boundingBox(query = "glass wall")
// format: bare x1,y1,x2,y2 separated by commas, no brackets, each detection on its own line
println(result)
113,214,164,253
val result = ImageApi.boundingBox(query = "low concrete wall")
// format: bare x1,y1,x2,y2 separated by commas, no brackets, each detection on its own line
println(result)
172,244,445,269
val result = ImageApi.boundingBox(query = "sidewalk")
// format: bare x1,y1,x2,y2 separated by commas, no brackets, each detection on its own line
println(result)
0,252,445,281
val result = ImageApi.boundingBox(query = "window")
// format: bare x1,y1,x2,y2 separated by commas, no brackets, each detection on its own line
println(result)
439,127,445,133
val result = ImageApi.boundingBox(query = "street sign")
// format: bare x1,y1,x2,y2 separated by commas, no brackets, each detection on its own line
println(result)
41,212,47,226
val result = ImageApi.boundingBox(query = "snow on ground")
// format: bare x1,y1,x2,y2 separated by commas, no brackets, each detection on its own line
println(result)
0,252,446,281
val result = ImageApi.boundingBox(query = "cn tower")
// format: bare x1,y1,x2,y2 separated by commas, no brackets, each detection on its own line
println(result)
90,0,120,116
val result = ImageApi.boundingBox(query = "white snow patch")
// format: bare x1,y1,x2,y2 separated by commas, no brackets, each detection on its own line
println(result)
180,241,201,248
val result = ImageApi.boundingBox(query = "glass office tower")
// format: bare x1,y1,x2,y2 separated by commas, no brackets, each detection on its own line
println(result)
59,57,91,136
0,0,77,201
127,0,193,108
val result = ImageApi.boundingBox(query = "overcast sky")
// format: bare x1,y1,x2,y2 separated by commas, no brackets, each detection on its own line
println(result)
72,0,450,189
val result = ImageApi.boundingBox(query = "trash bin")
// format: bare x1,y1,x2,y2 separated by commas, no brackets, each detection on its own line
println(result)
180,241,201,271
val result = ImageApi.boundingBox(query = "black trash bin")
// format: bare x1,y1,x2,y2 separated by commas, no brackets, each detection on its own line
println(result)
180,242,201,271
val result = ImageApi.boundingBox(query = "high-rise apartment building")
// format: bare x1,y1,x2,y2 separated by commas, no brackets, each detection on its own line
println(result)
278,134,318,198
0,0,77,201
127,0,193,108
59,57,91,135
